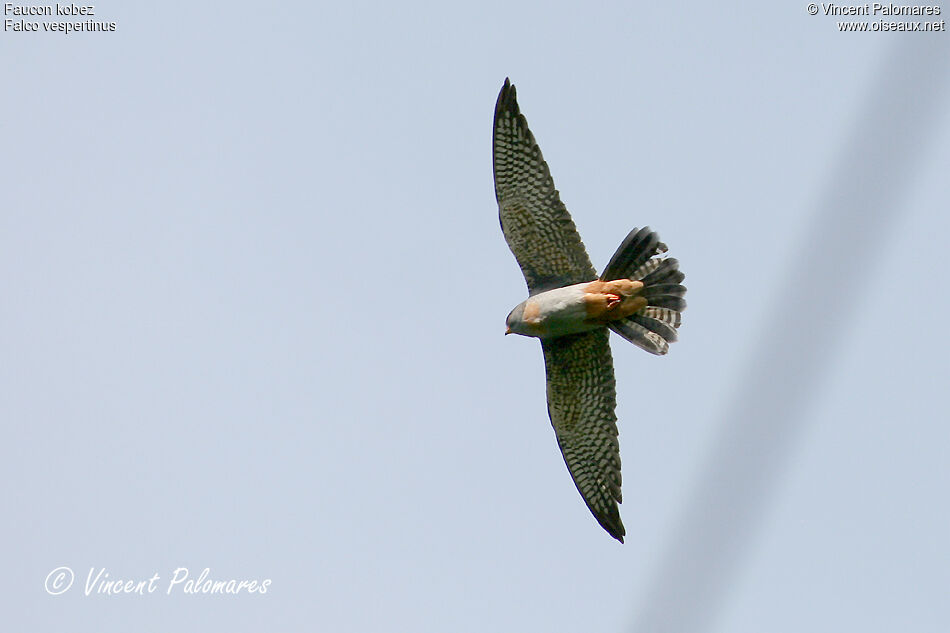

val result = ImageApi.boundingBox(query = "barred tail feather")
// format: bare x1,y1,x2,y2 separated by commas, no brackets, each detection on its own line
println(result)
642,306,681,328
609,319,670,355
640,258,684,286
629,313,678,344
629,257,662,282
601,228,686,355
644,295,686,312
643,283,687,299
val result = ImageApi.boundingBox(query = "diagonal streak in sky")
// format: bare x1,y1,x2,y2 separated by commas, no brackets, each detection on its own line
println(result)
631,37,950,633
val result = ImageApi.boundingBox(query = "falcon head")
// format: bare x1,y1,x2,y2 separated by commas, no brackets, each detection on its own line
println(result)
505,303,526,335
506,300,547,337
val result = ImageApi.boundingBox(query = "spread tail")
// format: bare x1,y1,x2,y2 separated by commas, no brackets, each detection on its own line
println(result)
600,227,686,355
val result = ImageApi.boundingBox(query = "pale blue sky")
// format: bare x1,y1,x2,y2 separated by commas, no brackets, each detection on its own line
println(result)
3,3,948,632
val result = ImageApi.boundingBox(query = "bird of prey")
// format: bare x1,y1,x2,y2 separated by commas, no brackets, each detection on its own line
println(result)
493,78,686,542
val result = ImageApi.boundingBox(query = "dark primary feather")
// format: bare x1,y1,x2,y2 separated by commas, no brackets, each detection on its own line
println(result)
493,79,597,294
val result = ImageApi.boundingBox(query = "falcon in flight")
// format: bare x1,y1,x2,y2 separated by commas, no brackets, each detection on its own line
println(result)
493,78,686,542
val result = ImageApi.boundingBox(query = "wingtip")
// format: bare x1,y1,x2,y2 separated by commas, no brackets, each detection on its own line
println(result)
591,504,626,543
604,519,626,543
495,77,518,119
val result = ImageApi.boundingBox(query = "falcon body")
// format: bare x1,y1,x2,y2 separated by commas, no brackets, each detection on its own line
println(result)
493,78,686,542
506,279,647,339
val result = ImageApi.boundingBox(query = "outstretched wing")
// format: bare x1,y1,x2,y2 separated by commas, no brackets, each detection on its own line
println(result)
541,329,625,542
493,78,596,295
